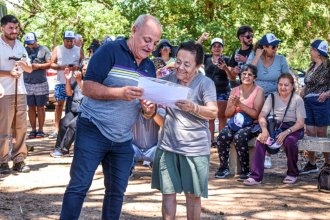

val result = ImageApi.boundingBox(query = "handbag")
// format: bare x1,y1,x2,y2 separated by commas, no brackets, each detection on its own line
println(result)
318,164,330,193
266,92,293,154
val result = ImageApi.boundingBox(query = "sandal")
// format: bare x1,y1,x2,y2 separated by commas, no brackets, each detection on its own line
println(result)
283,175,297,184
28,131,37,139
243,177,261,186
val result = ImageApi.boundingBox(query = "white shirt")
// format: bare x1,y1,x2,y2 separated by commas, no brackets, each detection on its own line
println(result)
0,37,30,95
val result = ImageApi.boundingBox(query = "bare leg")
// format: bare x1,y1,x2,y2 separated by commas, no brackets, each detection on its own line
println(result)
185,193,201,220
316,126,329,164
209,119,215,141
162,194,176,220
217,101,227,131
306,125,317,163
54,100,65,132
37,106,45,132
28,106,37,131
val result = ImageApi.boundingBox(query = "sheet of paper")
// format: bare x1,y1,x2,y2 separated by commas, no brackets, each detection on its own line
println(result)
138,77,191,108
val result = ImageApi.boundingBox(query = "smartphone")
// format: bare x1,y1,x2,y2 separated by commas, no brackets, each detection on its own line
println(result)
218,57,224,65
266,137,274,145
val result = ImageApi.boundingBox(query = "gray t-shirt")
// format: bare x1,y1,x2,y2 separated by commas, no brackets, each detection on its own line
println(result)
157,72,217,156
262,92,306,122
247,53,290,96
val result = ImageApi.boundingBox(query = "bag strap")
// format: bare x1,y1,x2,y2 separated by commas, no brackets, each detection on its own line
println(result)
270,93,275,117
278,92,294,129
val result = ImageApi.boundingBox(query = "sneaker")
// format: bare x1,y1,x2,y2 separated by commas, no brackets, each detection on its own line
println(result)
12,161,30,173
0,163,11,174
299,162,319,174
215,167,230,179
50,148,69,158
48,131,58,139
237,172,250,182
28,130,37,139
264,156,272,169
36,131,46,138
142,161,151,167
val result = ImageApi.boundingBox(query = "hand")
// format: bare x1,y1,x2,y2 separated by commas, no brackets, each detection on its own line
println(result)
122,86,144,101
15,60,29,70
228,95,240,106
233,66,240,75
317,92,328,102
140,99,156,116
235,54,248,63
73,71,83,81
10,68,21,79
175,100,195,112
257,130,270,144
217,62,227,70
275,131,288,145
255,48,264,57
64,68,72,80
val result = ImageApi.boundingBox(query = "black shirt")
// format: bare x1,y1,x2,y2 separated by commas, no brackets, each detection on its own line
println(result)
228,45,253,68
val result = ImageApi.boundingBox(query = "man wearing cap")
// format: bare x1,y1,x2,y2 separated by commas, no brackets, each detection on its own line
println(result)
0,15,32,174
23,32,51,139
49,30,84,139
228,25,254,88
300,39,330,174
60,14,162,219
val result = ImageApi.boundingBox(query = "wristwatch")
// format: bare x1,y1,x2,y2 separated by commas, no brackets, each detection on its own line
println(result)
287,128,292,134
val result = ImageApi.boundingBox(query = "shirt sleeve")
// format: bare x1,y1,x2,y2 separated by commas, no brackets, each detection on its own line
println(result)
84,44,114,84
295,95,306,119
44,46,51,61
280,55,290,74
201,77,217,103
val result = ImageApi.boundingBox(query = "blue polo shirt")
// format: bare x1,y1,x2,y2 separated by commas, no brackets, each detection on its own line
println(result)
79,39,156,142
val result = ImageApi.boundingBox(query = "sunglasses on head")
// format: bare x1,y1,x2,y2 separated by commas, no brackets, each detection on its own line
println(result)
241,34,254,40
266,45,278,50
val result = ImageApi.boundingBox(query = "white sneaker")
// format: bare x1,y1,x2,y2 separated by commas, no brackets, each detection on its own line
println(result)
48,131,58,139
264,156,272,169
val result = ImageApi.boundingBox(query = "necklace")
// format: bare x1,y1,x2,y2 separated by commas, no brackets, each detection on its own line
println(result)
212,55,220,65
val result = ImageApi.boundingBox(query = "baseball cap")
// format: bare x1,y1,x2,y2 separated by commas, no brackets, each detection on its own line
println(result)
227,112,253,131
259,33,282,46
24,32,37,44
311,39,329,58
63,30,75,40
211,38,224,46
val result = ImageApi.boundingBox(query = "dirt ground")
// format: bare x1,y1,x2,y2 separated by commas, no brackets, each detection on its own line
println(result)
0,110,329,220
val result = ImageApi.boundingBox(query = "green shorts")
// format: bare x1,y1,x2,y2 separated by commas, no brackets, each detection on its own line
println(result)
151,148,210,198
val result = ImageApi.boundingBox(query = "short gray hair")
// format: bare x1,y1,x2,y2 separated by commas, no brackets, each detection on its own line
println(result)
133,14,162,29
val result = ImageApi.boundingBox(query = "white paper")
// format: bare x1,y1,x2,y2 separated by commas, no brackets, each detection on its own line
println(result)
138,77,191,108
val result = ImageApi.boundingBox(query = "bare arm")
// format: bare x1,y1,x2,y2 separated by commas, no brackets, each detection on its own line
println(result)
32,60,51,70
236,88,265,119
250,48,264,66
175,100,218,120
50,47,65,70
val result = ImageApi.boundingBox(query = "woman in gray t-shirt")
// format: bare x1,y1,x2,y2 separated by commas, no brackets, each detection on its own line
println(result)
151,41,218,219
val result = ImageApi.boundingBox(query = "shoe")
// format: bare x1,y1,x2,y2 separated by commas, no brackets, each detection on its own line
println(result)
48,131,58,139
28,130,37,139
283,175,297,184
12,161,30,173
0,163,11,174
264,156,272,169
299,162,319,174
237,172,250,182
215,167,230,179
243,177,261,186
36,131,46,138
50,148,69,158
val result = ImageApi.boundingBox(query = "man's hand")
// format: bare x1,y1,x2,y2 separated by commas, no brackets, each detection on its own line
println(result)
122,86,144,101
73,71,83,81
10,68,22,79
235,54,248,63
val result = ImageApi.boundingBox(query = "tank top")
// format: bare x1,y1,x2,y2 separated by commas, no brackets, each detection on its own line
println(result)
56,45,81,84
233,85,260,113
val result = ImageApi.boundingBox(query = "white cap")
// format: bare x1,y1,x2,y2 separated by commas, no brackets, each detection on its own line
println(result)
24,32,37,44
211,38,224,46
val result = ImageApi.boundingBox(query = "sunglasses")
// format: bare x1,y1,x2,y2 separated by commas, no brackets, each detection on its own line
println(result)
266,45,278,50
241,34,254,40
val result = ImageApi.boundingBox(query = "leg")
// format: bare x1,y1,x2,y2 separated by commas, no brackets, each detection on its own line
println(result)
217,126,234,169
101,139,134,220
60,116,77,152
316,126,330,164
185,193,201,220
217,100,227,131
305,125,317,163
54,112,75,149
36,106,45,132
55,100,65,132
283,130,303,177
209,119,215,141
60,117,108,220
28,105,37,132
249,140,267,182
162,194,176,220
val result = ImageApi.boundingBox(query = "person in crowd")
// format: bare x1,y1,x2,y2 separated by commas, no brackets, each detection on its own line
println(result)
152,39,176,65
152,40,218,219
197,32,236,146
49,30,84,139
87,39,101,57
228,25,254,88
49,59,89,158
59,14,162,220
215,64,264,180
23,32,51,139
0,15,32,174
300,39,330,174
244,73,305,185
247,33,291,169
74,34,83,48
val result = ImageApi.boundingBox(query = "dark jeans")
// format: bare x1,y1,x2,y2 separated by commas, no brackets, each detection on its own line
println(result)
55,112,77,152
60,116,134,220
250,123,304,182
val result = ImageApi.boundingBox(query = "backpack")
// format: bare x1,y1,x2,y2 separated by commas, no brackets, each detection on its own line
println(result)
318,164,330,193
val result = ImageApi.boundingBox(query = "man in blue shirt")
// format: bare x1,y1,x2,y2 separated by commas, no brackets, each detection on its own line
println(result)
60,14,162,220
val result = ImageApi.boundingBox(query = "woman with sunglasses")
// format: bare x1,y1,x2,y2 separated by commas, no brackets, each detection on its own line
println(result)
198,32,236,146
247,33,291,169
215,64,264,180
152,39,176,65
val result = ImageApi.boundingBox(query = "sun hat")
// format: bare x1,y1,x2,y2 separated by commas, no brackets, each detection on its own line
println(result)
63,30,75,40
259,33,282,46
227,112,253,131
152,39,176,58
311,39,329,58
211,38,224,47
24,32,37,44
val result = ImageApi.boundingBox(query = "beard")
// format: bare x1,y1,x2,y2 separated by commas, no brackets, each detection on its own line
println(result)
243,40,252,47
3,32,17,41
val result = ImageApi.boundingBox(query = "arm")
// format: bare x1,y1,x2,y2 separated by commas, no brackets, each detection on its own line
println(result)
79,48,84,63
197,32,209,44
225,90,237,118
64,68,73,96
50,47,65,71
249,49,264,66
175,100,218,120
236,88,265,119
276,116,304,145
32,60,51,70
257,110,270,144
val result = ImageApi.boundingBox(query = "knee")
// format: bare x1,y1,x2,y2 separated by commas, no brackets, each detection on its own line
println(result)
283,136,298,147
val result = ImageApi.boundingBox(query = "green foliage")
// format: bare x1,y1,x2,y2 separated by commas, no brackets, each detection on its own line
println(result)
8,0,330,68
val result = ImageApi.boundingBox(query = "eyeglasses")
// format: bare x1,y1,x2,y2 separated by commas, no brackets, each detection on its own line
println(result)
266,45,278,50
241,72,254,77
241,34,254,40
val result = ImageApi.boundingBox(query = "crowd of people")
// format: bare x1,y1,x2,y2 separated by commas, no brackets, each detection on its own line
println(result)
0,13,330,219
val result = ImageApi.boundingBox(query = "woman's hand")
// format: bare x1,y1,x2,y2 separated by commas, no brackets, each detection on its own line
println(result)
257,130,270,144
275,131,289,145
64,67,72,80
228,95,240,107
175,100,195,112
255,48,264,57
73,71,83,81
317,92,329,102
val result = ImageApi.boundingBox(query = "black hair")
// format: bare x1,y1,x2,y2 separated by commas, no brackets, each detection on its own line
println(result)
1,15,19,26
242,64,258,78
237,25,253,39
176,40,204,66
